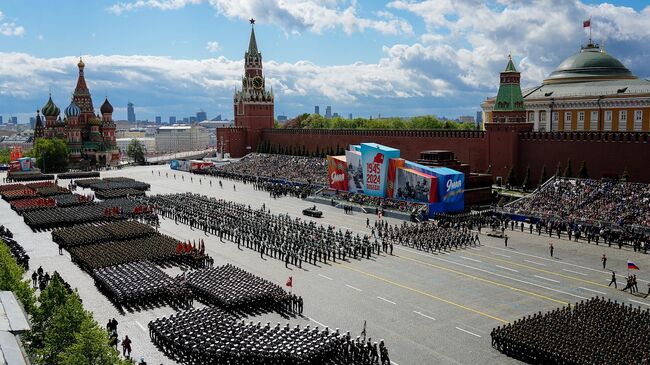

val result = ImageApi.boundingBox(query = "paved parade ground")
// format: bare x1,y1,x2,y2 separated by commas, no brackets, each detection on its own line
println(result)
2,164,649,365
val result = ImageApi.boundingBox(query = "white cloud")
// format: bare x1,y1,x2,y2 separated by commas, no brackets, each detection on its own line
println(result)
205,41,221,53
108,0,203,15
109,0,413,35
387,0,650,91
0,10,25,36
0,51,451,118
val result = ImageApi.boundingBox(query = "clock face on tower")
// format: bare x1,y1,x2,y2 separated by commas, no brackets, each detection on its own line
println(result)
252,76,264,90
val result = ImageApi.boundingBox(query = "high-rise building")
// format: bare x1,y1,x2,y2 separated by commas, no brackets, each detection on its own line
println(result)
476,111,483,124
349,113,353,119
314,106,320,115
169,116,176,124
325,106,332,118
215,114,222,121
333,112,339,118
127,102,136,123
0,116,3,124
183,117,190,123
155,116,162,125
30,117,36,129
277,114,287,122
11,116,17,125
189,116,197,123
196,111,207,122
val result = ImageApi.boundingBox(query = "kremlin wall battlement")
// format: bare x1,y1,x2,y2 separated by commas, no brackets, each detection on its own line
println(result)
223,22,650,184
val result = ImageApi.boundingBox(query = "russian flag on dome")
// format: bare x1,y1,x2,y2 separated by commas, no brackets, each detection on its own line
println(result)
628,261,640,270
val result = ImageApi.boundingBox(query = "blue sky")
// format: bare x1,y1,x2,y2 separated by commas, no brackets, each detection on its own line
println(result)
1,0,649,122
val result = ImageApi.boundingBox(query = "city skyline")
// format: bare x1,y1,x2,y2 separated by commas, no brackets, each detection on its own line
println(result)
1,0,649,122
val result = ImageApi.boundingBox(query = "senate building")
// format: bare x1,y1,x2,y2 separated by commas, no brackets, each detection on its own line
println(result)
482,42,650,132
33,59,119,167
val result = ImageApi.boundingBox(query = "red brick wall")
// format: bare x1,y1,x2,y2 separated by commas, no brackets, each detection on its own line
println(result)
221,127,248,158
261,129,489,172
517,131,650,183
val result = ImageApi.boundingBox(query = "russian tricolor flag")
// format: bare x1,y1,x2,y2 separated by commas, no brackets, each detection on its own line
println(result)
628,261,640,270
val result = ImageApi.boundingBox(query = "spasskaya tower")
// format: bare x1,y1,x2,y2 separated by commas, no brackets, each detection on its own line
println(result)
233,18,275,153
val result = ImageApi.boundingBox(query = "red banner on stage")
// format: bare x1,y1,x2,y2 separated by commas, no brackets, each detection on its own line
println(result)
327,155,348,191
386,158,405,198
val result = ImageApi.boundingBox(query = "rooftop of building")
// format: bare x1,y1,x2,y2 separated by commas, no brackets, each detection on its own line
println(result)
544,43,635,84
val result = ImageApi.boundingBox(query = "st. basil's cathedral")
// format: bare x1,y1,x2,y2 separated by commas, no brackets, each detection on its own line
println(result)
33,58,119,167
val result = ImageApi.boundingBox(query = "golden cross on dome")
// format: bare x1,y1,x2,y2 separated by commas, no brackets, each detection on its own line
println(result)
249,18,255,25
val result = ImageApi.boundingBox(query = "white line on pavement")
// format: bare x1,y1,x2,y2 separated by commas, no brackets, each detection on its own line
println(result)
491,252,511,258
563,269,588,276
346,284,362,292
534,275,560,283
377,296,397,305
630,299,650,306
525,259,547,266
135,321,146,332
455,327,481,337
459,256,482,263
391,362,400,365
308,317,328,328
400,246,588,300
495,265,518,273
318,274,333,281
578,287,606,295
485,245,644,280
413,311,436,321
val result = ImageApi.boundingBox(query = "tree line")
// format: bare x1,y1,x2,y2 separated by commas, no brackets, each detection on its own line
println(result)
280,114,478,130
0,241,129,365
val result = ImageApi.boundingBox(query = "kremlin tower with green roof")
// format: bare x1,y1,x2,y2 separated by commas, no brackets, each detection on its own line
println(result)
491,55,526,123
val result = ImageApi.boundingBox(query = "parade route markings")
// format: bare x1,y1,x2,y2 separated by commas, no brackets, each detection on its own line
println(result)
377,296,397,305
308,317,328,328
458,256,482,263
413,311,436,321
464,250,613,289
318,274,334,281
345,284,362,292
495,265,518,273
630,299,650,307
578,287,606,295
534,275,560,284
563,269,588,276
395,250,572,304
455,327,481,338
524,259,546,266
339,263,509,323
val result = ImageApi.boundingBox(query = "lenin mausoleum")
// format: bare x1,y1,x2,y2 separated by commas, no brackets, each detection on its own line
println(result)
221,24,650,183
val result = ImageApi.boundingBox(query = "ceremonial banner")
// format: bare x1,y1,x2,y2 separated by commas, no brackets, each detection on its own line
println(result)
327,155,348,191
360,143,400,197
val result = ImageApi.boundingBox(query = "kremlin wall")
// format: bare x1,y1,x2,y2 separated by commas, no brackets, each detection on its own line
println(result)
222,23,650,184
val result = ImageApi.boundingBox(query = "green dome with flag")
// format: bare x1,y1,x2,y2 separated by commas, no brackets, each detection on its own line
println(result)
544,44,635,84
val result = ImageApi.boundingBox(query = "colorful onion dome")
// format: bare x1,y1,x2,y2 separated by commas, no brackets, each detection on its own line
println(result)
64,101,81,118
100,97,114,114
41,96,60,117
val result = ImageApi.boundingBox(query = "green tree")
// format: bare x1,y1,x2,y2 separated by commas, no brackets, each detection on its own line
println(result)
28,274,71,351
39,292,88,364
30,138,69,173
621,167,629,181
539,164,548,187
126,139,146,164
59,316,129,365
506,167,517,187
522,165,531,191
563,158,573,178
0,147,11,164
0,242,35,314
555,162,562,177
578,161,589,179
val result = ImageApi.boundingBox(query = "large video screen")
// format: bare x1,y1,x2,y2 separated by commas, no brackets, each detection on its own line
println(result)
394,168,437,203
345,150,364,193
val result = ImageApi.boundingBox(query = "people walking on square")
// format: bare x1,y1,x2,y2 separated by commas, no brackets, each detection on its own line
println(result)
608,272,617,288
122,335,132,358
549,242,554,257
602,254,607,270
